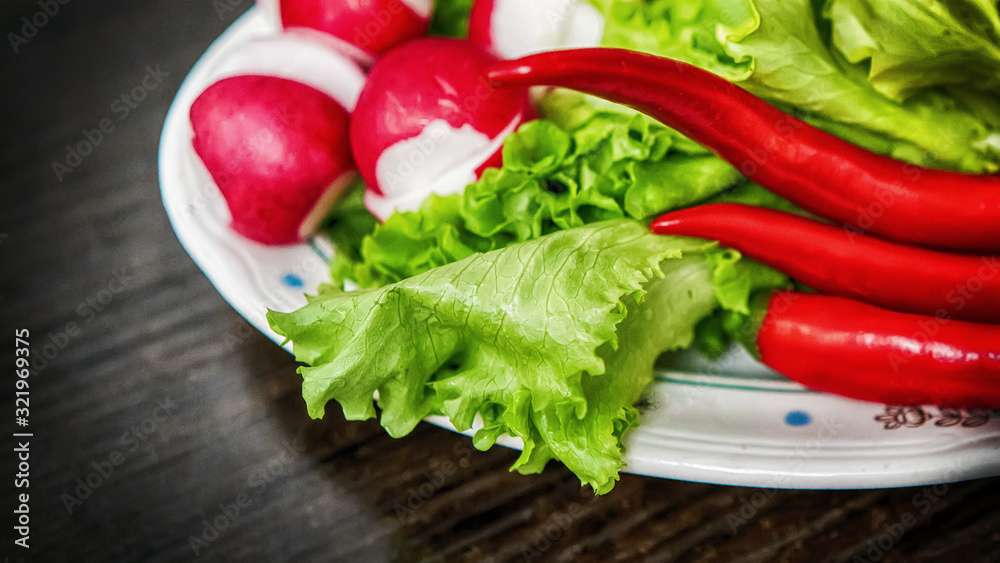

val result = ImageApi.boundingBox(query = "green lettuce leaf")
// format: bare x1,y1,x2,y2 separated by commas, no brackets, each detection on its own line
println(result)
269,221,718,493
707,247,790,315
704,182,808,217
587,0,1000,172
825,0,1000,101
429,0,475,38
594,0,756,80
720,0,1000,172
330,117,747,289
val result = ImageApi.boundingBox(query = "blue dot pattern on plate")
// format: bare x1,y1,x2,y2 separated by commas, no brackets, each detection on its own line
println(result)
785,410,812,426
281,273,304,289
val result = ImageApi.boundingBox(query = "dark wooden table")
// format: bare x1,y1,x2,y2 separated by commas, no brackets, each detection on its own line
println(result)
1,2,998,561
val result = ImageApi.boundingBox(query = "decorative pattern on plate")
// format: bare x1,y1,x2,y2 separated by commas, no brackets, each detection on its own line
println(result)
876,407,1000,430
160,9,1000,489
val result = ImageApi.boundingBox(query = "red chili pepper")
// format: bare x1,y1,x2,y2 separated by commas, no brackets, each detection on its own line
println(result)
651,203,1000,324
486,49,1000,253
746,291,1000,407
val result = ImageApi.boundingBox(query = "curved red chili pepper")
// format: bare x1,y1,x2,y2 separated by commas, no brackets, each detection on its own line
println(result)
486,49,1000,253
749,291,1000,408
651,203,1000,324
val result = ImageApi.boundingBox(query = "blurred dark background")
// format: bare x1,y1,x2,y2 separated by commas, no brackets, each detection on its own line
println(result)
1,1,998,561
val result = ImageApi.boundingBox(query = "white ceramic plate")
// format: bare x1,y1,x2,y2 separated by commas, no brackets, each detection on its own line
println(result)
160,8,1000,489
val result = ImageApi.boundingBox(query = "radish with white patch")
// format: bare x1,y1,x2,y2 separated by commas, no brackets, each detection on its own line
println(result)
349,38,534,220
189,33,365,245
190,76,357,245
272,0,434,66
207,33,367,111
469,0,604,59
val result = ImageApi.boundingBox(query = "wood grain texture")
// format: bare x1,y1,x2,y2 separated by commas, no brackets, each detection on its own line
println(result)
1,2,998,562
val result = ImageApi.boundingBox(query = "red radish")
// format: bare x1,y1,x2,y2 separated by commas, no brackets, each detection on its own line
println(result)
469,0,604,60
276,0,434,66
190,76,356,245
349,38,534,220
207,33,367,111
